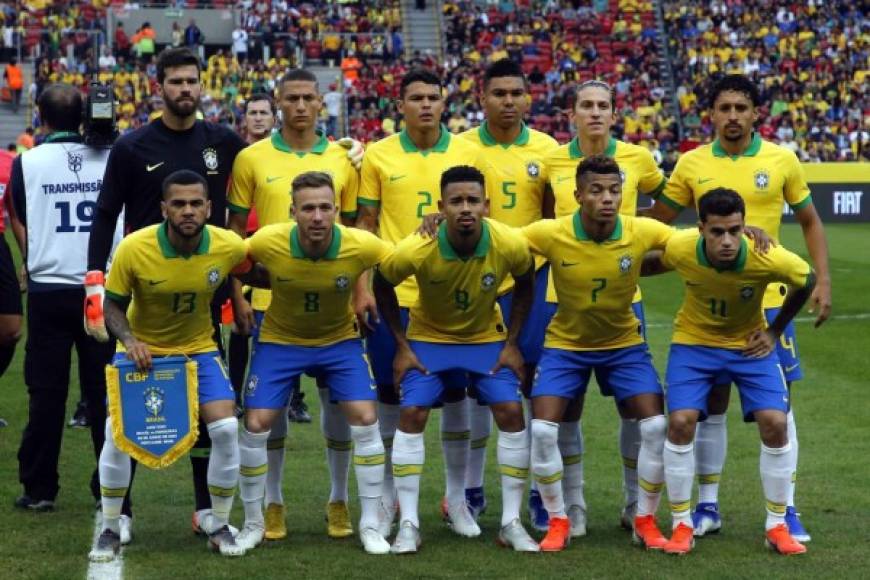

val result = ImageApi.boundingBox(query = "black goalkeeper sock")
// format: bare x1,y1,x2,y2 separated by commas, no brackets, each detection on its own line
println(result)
191,421,212,511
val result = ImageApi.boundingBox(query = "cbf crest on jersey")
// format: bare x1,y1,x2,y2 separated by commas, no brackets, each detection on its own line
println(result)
618,254,633,275
67,151,83,173
740,285,755,300
335,273,350,291
203,147,219,171
527,161,541,178
481,272,497,291
754,169,770,190
206,266,221,288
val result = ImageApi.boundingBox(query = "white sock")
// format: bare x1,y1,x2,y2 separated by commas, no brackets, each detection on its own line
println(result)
786,410,798,507
636,415,666,517
558,420,585,512
619,418,640,507
531,419,565,517
378,402,400,505
98,418,131,533
664,440,694,528
207,417,240,527
351,422,385,531
524,399,538,494
695,413,727,504
319,388,351,503
761,442,792,530
239,427,270,526
265,410,287,506
392,430,425,528
466,400,492,489
497,429,529,526
440,400,470,507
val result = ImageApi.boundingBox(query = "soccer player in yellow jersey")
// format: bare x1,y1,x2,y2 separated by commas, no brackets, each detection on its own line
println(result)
235,173,394,555
373,166,538,553
651,188,814,556
458,58,559,521
90,171,248,561
227,70,361,542
356,68,486,536
539,80,668,534
644,75,831,541
523,156,672,552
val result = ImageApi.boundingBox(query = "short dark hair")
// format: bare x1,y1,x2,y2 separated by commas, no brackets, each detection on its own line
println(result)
400,68,441,98
291,171,335,202
698,187,746,222
156,47,201,84
708,74,760,108
162,169,208,199
483,58,526,90
245,92,276,115
576,154,621,184
278,69,319,91
440,165,485,196
573,79,616,111
37,83,83,132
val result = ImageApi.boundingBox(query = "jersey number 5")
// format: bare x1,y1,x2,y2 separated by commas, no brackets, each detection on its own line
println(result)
172,292,196,314
502,181,517,209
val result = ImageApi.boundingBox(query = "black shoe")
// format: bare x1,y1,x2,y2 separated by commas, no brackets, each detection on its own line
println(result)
89,528,121,562
0,417,7,428
14,495,55,511
68,401,89,429
288,391,311,423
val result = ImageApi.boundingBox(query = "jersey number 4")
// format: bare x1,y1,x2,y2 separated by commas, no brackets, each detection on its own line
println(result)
55,200,96,233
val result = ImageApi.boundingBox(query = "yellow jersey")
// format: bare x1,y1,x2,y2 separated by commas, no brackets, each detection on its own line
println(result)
247,223,392,346
359,126,486,307
105,223,247,355
377,218,532,343
659,134,812,308
661,229,812,349
522,214,674,350
228,131,359,311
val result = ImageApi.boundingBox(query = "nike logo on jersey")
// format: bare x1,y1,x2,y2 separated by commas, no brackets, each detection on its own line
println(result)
685,281,702,286
697,177,714,185
560,260,578,267
557,175,573,184
429,279,448,285
149,279,167,286
266,176,282,184
276,276,294,282
389,174,407,182
146,162,165,172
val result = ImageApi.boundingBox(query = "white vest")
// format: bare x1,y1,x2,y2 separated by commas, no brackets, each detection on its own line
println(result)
21,142,123,286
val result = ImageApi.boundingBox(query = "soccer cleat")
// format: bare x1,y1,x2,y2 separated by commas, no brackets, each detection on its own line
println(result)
83,270,109,342
539,516,571,552
288,391,311,423
620,501,637,531
691,502,722,537
326,501,354,538
264,503,287,540
445,501,481,538
632,515,667,550
89,528,121,562
785,507,811,543
765,523,807,555
376,496,397,538
360,527,391,555
664,523,695,555
68,402,89,429
497,518,540,552
390,520,422,554
527,489,549,532
568,504,587,537
119,515,133,545
192,509,238,537
235,522,265,551
208,525,245,557
465,486,487,521
14,495,54,511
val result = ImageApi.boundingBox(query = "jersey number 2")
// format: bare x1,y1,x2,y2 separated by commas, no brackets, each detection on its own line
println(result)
416,191,432,218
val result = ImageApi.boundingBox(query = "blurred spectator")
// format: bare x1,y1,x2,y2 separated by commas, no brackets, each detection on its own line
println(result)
323,82,343,138
4,56,23,112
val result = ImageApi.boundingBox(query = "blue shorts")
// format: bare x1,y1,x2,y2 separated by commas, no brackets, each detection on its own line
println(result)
367,307,410,388
498,264,555,365
765,307,802,382
253,309,302,393
532,344,662,403
245,339,376,409
401,341,521,408
665,344,790,422
632,300,647,341
112,351,234,405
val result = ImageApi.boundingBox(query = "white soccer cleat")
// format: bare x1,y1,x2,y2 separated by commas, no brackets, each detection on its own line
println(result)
235,522,265,551
360,527,391,555
89,528,121,563
390,520,421,554
568,504,587,537
119,515,133,545
376,496,397,538
208,525,245,557
620,501,637,531
194,509,239,537
446,501,482,538
497,518,540,552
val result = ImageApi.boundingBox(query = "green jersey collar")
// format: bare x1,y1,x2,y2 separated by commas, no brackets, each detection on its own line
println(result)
711,132,762,158
572,211,622,243
568,136,617,159
157,221,211,259
290,224,341,260
478,121,530,148
399,125,451,155
271,130,329,156
437,220,491,260
695,236,748,272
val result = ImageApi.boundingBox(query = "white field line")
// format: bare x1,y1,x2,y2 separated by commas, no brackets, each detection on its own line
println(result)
86,512,123,580
644,312,870,329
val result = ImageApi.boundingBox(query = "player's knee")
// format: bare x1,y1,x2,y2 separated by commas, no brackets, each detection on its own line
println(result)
207,417,239,446
398,406,428,433
244,412,272,434
531,418,558,457
562,394,584,421
757,412,788,448
639,414,667,446
345,404,377,427
667,412,696,445
0,322,22,345
490,402,524,432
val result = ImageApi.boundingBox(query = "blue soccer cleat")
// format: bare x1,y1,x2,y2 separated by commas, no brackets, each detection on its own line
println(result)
527,489,549,532
785,506,811,543
465,487,487,521
691,502,722,537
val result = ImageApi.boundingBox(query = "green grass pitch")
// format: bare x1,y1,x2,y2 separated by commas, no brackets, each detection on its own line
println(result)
1,224,868,579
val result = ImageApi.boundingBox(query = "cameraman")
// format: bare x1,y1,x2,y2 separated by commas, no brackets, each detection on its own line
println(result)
9,83,122,515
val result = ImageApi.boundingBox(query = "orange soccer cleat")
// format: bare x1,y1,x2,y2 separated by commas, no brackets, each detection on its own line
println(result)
765,524,807,555
539,516,571,552
664,522,695,555
633,514,668,550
